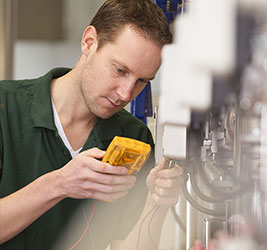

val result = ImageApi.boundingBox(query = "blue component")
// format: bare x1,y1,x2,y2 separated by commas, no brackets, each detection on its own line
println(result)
130,1,180,123
130,82,153,125
155,0,179,12
155,0,180,24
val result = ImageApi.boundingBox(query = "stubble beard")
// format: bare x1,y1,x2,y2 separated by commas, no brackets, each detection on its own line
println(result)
81,88,120,120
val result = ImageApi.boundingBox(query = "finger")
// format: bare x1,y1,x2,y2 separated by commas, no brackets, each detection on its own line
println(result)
80,156,129,175
96,161,129,175
148,159,166,179
156,176,184,189
80,147,106,159
151,193,179,206
157,165,183,179
87,190,129,201
149,163,164,175
155,185,182,198
154,158,167,171
83,181,136,194
87,169,136,185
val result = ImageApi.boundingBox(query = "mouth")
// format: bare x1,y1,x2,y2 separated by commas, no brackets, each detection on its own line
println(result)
106,98,121,108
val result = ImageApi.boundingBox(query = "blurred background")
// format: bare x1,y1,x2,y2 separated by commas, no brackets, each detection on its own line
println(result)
1,0,104,79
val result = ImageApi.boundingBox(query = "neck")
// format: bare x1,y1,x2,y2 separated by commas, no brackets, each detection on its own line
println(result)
51,66,98,126
50,66,99,150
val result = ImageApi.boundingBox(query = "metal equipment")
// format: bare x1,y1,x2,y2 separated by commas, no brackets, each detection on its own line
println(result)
157,0,267,249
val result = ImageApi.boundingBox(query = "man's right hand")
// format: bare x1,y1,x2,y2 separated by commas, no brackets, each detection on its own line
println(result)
56,147,137,201
0,147,136,244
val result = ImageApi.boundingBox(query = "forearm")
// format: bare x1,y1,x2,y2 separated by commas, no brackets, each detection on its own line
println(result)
0,170,64,244
111,192,169,250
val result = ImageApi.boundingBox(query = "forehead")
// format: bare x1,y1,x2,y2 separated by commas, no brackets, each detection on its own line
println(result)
99,26,162,78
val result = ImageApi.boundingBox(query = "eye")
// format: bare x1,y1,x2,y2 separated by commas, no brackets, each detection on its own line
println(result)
113,64,126,75
117,68,125,74
137,79,148,84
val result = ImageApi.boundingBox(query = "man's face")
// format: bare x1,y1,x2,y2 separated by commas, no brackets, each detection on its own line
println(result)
80,26,162,119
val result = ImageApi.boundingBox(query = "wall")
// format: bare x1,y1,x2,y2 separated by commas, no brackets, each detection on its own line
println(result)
14,0,105,80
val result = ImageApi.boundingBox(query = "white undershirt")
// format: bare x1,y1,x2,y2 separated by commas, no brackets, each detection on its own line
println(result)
52,101,82,158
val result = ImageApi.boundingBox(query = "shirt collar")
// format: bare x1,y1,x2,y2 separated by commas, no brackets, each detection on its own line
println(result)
31,68,71,130
31,67,123,149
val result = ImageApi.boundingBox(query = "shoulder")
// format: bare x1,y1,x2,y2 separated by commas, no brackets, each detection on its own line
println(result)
0,68,71,95
0,78,37,94
115,109,154,147
0,79,40,113
0,77,44,114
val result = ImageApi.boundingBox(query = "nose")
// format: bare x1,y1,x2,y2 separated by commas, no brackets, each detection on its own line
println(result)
116,79,135,103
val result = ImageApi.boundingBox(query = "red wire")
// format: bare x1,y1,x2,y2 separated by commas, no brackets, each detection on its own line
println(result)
68,200,98,250
135,204,157,250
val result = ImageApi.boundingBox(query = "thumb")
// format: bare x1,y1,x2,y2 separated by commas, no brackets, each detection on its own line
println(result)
80,147,106,159
149,158,166,178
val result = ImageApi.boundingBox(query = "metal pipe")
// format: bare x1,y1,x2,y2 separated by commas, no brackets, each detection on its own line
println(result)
190,173,226,203
174,194,187,250
182,175,226,217
171,206,186,232
0,0,17,80
185,179,198,250
199,161,252,198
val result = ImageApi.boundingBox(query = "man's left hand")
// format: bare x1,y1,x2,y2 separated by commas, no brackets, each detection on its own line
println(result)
146,159,184,206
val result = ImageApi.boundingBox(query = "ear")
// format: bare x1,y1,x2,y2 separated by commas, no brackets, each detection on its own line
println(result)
81,26,98,56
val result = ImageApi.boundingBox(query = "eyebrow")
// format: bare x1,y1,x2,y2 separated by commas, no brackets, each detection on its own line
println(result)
113,60,156,81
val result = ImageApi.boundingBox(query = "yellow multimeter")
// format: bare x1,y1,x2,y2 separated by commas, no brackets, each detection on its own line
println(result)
102,136,151,174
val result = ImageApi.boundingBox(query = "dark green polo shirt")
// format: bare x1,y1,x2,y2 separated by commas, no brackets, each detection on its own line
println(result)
0,68,155,250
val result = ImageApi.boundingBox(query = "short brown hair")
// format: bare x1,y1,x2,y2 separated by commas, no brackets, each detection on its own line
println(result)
90,0,172,50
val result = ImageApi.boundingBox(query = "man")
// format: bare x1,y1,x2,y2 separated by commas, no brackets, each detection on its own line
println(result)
0,0,183,249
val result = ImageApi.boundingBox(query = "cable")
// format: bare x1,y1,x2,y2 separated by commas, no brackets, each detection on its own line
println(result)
68,200,97,250
146,205,187,249
182,175,225,217
147,206,160,250
135,204,157,250
88,226,96,250
190,173,227,203
83,201,96,250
